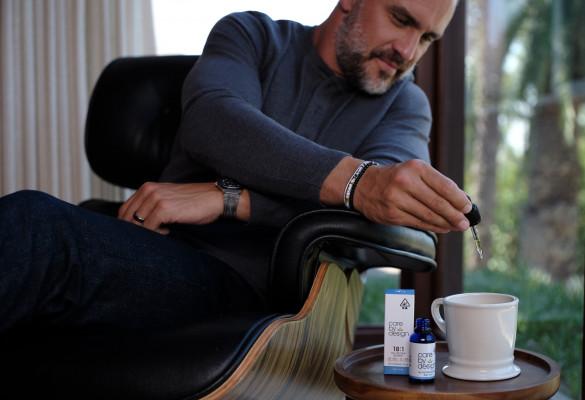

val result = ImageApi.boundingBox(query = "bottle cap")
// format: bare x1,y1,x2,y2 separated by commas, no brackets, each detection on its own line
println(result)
464,196,482,226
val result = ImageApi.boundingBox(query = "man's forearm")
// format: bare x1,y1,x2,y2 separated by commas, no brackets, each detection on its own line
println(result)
179,93,347,204
319,156,363,206
323,158,472,233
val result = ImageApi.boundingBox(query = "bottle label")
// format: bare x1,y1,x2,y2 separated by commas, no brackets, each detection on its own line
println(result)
409,342,436,379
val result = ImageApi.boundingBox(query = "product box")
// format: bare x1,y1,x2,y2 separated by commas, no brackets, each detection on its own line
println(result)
383,289,415,375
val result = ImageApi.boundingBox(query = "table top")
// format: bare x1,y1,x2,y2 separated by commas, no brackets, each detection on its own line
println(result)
334,342,561,400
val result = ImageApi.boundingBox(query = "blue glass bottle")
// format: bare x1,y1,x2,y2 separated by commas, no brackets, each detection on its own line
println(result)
409,317,436,383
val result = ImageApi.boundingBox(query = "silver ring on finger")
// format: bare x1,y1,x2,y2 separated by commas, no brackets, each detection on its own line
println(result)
132,212,146,224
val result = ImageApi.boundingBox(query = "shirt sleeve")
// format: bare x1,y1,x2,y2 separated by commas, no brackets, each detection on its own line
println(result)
247,80,433,227
176,12,347,204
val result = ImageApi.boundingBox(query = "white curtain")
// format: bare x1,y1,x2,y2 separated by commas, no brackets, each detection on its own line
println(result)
0,0,155,203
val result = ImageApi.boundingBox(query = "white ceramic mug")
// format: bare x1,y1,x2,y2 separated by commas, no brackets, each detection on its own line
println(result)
431,292,521,381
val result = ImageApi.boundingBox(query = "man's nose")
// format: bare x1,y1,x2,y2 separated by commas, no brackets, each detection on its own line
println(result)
394,31,419,63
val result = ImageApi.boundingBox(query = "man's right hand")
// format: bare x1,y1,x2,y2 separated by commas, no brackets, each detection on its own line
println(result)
352,159,471,233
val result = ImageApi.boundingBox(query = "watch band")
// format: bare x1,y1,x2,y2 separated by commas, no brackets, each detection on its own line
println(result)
223,190,240,218
216,177,242,219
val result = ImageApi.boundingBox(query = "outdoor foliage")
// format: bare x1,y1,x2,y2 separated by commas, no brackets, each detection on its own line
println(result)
358,269,399,325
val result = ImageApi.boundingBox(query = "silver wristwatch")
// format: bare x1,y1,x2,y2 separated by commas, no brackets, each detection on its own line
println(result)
215,177,242,219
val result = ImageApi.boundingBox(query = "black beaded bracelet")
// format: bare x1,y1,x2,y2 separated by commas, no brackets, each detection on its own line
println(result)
343,160,377,210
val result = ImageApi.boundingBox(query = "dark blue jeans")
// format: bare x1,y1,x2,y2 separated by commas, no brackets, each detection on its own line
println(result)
0,190,261,334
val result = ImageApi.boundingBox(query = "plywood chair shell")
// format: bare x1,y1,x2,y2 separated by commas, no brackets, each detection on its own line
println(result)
202,262,364,400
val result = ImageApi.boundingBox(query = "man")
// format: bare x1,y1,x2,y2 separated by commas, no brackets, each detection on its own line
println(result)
0,0,465,335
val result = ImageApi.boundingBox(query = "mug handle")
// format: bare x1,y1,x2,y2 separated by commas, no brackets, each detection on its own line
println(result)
431,298,447,336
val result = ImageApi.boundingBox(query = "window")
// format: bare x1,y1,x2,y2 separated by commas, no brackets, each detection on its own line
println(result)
464,1,584,398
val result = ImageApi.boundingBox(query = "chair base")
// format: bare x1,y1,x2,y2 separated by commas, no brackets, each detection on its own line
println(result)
202,262,363,400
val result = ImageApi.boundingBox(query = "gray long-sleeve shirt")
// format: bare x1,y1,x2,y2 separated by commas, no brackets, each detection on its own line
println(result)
161,11,432,299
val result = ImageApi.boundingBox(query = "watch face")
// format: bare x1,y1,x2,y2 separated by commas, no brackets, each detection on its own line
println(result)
218,177,242,190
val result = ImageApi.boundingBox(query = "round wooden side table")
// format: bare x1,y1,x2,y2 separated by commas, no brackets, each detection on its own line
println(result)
334,342,560,400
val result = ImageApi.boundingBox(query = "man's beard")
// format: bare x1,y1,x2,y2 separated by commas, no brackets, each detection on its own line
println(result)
335,4,415,95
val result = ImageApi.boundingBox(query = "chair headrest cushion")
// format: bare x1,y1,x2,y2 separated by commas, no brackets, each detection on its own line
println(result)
85,56,198,189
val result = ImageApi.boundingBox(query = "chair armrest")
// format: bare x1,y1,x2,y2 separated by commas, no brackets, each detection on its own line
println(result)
268,209,437,313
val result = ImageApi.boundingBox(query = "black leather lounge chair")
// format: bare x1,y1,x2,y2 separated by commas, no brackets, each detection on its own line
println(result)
1,56,437,400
